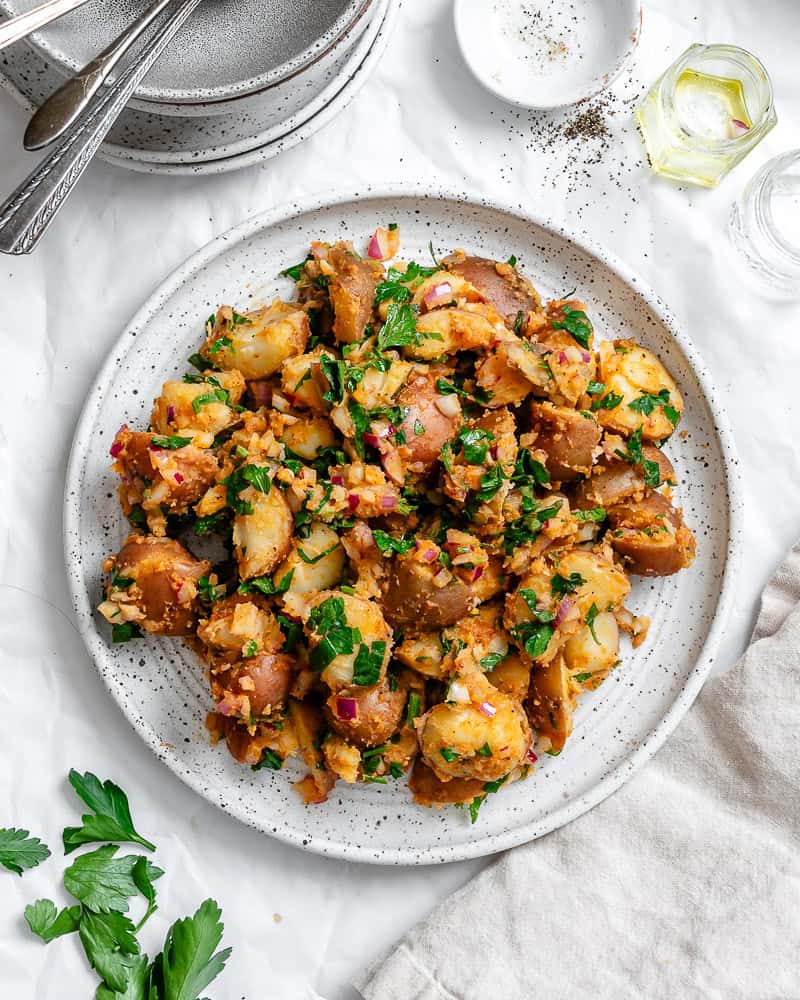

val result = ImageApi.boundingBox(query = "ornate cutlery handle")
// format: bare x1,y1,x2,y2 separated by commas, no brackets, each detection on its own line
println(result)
0,0,92,52
24,0,179,150
0,0,203,255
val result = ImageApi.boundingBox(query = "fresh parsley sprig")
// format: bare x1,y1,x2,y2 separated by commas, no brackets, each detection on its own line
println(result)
0,828,50,875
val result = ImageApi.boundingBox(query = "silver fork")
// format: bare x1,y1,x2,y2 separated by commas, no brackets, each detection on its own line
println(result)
0,0,93,52
25,0,180,150
0,0,204,255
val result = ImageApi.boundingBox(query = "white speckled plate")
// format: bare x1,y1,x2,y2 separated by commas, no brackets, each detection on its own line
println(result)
64,189,742,865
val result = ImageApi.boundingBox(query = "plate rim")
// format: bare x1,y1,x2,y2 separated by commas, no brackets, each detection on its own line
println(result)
63,185,744,865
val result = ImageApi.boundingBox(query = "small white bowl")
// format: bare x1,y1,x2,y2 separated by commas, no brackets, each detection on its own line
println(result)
454,0,641,110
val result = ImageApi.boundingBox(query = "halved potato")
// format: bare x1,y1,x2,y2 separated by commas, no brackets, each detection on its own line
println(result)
274,522,345,596
202,301,309,379
382,550,478,630
233,484,293,580
526,654,576,754
443,252,542,328
395,367,462,476
325,677,406,748
571,447,676,510
595,339,683,440
607,492,696,576
529,401,601,481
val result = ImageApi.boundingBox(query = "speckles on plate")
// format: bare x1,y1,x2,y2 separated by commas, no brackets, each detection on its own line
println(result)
63,189,742,865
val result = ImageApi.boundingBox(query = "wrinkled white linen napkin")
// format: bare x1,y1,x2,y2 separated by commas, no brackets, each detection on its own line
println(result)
356,544,800,1000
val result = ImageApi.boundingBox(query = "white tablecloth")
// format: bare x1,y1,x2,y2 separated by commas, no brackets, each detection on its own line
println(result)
1,2,798,998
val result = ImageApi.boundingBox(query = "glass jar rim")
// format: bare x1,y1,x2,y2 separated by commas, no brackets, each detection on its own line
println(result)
659,43,776,152
758,150,800,263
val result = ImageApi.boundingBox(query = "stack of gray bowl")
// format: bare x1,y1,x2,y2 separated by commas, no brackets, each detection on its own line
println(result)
0,0,396,175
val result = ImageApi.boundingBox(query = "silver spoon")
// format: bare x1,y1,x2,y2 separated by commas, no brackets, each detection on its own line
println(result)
0,0,92,52
25,0,178,150
0,0,204,255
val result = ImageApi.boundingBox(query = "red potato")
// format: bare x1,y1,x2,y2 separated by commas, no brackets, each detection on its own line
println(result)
322,242,384,344
210,714,299,767
443,252,542,329
202,301,309,379
529,401,601,481
572,447,676,510
325,677,406,748
100,535,210,636
396,368,462,476
210,652,297,720
526,654,576,754
408,758,487,807
382,550,478,629
607,492,696,576
110,427,218,520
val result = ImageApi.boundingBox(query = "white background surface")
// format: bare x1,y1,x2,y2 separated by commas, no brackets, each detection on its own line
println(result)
1,2,798,998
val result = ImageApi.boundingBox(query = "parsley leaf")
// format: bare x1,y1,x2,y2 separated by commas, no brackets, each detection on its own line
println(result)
587,381,605,395
475,743,493,758
191,388,230,414
239,569,294,597
479,652,505,671
320,355,346,404
514,590,556,658
377,302,422,352
112,623,141,644
455,426,495,465
468,796,485,824
281,255,312,282
24,899,81,942
372,530,415,556
574,506,607,523
352,641,386,686
614,428,663,487
590,391,624,411
252,749,283,772
79,909,141,992
551,572,586,597
63,770,155,855
147,898,232,1000
0,827,50,875
552,306,593,350
513,448,550,486
585,603,601,645
440,747,459,763
628,389,680,427
63,845,142,914
406,692,421,727
150,435,192,451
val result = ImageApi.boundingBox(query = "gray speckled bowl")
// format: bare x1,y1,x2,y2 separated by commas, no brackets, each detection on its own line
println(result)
0,0,374,105
0,0,393,171
64,188,743,865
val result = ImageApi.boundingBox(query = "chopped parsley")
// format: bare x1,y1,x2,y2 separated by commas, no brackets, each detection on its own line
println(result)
513,448,550,486
111,623,141,644
551,572,586,597
439,747,459,763
455,426,495,465
297,543,340,565
197,576,226,602
574,506,607,523
191,388,230,414
406,692,421,727
150,434,192,450
223,464,272,515
479,652,505,672
614,428,662,487
280,255,312,281
372,530,415,556
242,640,258,658
514,310,525,334
376,302,424,352
628,388,680,426
239,569,294,597
352,641,386,686
552,305,592,350
374,261,438,304
585,603,601,645
590,390,624,412
475,743,493,758
514,590,556,658
587,381,606,395
435,376,493,406
252,749,283,771
414,418,426,436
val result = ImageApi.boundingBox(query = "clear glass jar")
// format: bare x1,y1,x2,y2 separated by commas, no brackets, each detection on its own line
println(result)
636,44,776,188
729,150,800,298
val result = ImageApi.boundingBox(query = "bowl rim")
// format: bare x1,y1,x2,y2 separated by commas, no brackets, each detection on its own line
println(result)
453,0,642,110
63,184,744,865
0,0,375,105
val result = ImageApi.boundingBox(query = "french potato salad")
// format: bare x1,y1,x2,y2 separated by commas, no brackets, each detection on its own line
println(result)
99,225,695,822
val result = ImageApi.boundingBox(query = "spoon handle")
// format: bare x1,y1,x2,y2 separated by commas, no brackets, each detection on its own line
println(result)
0,0,203,255
0,0,92,52
25,0,178,150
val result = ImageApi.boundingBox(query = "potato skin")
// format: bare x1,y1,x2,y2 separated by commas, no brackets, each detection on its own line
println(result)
108,535,210,636
324,242,384,344
382,552,478,629
529,401,601,481
443,253,541,328
607,492,696,576
210,653,296,719
571,447,675,510
526,655,575,754
396,368,462,476
325,678,406,748
409,758,486,807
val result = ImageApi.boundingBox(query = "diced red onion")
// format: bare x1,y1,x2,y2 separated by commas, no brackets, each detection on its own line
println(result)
554,595,573,627
166,406,175,423
478,701,497,718
498,745,509,753
581,350,591,363
330,475,344,486
347,493,361,511
526,747,538,763
470,565,484,582
362,432,380,448
432,567,452,587
335,697,358,721
367,230,389,259
216,699,234,717
424,281,453,309
174,472,184,484
417,542,438,562
490,444,499,460
250,380,272,407
558,351,568,364
109,441,123,458
380,494,397,510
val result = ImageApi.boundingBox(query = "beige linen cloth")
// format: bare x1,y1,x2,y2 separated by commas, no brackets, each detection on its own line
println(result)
356,544,800,1000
